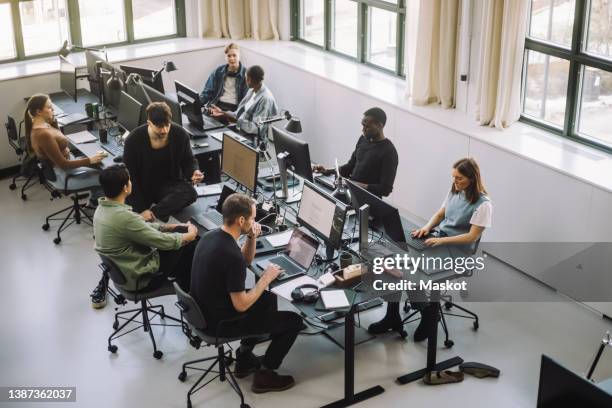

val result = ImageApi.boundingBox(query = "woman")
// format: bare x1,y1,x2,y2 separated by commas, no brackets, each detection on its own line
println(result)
200,43,248,112
25,94,105,190
208,65,279,136
368,158,492,342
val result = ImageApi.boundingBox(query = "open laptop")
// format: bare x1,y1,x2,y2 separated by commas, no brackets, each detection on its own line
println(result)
256,229,319,281
191,185,234,230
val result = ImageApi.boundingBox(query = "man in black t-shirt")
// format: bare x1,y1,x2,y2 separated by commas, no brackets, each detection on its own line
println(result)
123,102,204,222
191,193,304,393
312,107,398,197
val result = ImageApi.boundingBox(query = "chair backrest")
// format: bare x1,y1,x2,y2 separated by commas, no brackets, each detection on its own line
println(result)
173,281,208,331
5,116,23,155
98,254,128,286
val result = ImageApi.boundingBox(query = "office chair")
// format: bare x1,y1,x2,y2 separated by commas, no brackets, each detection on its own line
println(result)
174,281,257,408
5,116,44,200
98,254,182,359
401,240,482,348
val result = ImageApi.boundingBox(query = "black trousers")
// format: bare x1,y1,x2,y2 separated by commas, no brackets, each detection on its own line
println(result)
143,239,198,292
215,291,305,370
130,181,197,222
215,100,238,112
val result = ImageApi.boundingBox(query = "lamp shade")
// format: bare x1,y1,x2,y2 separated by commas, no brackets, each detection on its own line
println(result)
284,117,302,133
107,70,124,91
164,61,177,73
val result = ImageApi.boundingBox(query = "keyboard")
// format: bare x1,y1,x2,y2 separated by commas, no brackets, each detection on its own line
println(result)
202,115,224,130
192,210,223,230
268,256,303,275
401,219,429,251
314,174,335,190
100,139,123,157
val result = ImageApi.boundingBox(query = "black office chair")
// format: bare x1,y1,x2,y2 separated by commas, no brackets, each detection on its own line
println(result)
40,161,96,244
98,254,182,359
174,281,256,408
401,240,482,348
5,116,44,200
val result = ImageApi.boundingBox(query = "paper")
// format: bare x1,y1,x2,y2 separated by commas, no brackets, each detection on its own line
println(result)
320,290,350,310
271,275,324,302
195,184,222,197
66,130,97,144
265,229,294,247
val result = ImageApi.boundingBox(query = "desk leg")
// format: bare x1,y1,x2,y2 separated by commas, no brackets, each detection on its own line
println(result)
396,299,463,385
321,307,384,408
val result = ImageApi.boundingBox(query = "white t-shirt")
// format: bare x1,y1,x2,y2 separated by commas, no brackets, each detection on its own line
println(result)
219,76,237,105
441,192,493,228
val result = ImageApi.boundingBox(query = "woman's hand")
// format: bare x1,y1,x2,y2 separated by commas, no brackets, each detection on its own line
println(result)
411,227,430,239
89,151,107,165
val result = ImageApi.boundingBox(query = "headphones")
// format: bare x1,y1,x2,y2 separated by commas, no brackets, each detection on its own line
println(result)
291,284,320,304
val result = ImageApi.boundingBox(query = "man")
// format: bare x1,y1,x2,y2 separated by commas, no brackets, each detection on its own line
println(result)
200,43,248,112
123,102,204,222
313,107,398,198
91,165,198,307
191,193,304,393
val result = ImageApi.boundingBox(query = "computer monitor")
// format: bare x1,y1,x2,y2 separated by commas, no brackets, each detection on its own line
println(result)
297,180,347,249
272,127,313,182
85,50,106,98
59,56,77,102
116,91,142,132
345,179,406,243
99,62,125,110
120,65,164,93
537,355,612,408
126,81,181,126
222,133,259,193
175,80,203,129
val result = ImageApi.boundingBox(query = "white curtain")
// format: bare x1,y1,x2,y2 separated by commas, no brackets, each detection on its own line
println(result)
411,0,460,108
475,0,528,129
200,0,280,40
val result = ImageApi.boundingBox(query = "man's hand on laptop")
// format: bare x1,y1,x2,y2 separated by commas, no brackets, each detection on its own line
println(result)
262,263,283,285
248,222,262,240
208,105,225,118
191,169,204,184
141,209,155,222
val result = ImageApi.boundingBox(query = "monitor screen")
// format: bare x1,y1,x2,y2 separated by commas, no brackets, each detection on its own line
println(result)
272,126,313,182
59,56,76,102
117,91,142,132
120,65,164,93
287,229,319,269
297,181,347,249
222,133,258,192
175,80,203,128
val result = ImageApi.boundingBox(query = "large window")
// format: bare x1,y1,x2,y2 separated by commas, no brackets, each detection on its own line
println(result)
292,0,406,76
522,0,612,152
0,0,185,63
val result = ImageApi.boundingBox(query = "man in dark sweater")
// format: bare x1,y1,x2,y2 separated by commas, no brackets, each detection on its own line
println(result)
123,102,203,222
313,107,398,197
191,193,304,393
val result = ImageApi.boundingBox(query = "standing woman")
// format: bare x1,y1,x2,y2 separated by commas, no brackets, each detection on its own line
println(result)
25,94,105,190
368,158,492,342
200,43,248,112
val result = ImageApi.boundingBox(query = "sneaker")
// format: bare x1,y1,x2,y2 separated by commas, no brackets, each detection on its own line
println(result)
367,314,403,335
234,350,263,379
251,369,295,394
90,280,107,309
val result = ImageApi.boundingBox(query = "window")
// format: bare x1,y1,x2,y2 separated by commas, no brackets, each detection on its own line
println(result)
293,0,406,76
522,0,612,152
0,0,185,63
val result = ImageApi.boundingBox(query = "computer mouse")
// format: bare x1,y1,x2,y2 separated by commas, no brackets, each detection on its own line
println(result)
113,155,123,163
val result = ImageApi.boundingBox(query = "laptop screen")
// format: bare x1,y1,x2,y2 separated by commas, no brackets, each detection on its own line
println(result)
287,229,319,269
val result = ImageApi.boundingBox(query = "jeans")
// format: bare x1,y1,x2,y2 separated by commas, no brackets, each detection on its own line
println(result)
129,181,197,222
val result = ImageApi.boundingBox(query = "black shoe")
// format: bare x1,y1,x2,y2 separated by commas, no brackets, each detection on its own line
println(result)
90,279,107,309
251,369,295,393
234,351,263,379
367,314,402,335
413,309,436,342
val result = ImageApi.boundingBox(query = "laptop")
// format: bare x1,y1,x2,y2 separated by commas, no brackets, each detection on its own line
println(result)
191,185,234,230
256,229,319,281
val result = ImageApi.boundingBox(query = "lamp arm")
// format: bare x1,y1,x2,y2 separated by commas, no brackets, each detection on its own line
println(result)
127,73,152,104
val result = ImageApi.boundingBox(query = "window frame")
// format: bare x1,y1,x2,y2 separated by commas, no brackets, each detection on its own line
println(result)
0,0,186,64
522,0,612,153
291,0,406,77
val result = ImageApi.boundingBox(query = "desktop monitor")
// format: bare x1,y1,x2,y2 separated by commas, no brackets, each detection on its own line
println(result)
221,133,259,193
120,65,164,93
537,355,612,408
272,127,313,182
175,80,204,129
297,180,347,249
116,91,142,132
345,179,406,243
59,56,77,102
126,81,181,126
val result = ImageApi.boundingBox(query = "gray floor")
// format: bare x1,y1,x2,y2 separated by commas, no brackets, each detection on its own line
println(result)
1,177,611,408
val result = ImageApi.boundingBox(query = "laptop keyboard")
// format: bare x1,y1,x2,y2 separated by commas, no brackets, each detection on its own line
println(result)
314,174,335,190
206,210,223,225
269,256,302,275
401,219,429,251
100,138,123,156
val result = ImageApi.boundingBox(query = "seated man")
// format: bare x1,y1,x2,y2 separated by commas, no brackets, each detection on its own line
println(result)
200,43,248,112
208,65,279,136
313,107,398,198
191,193,304,393
92,165,198,305
123,102,204,222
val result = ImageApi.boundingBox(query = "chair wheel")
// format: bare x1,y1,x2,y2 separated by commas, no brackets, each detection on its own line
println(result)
241,404,251,408
108,345,118,353
112,321,119,330
444,302,452,310
153,350,163,359
53,237,61,244
21,194,27,200
398,329,408,339
42,223,49,231
178,371,187,382
444,340,454,348
473,321,479,331
9,183,16,190
115,295,126,305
